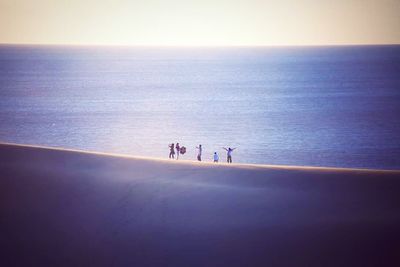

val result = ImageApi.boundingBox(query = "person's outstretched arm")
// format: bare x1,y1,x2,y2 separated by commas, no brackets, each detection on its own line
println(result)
222,147,228,151
232,148,237,150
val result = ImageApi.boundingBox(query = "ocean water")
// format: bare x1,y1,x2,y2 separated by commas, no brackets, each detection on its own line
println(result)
0,45,399,169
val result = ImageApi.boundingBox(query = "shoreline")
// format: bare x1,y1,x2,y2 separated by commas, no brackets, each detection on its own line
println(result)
1,141,399,174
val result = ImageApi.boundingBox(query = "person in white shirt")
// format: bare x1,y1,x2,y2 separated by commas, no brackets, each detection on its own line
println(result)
223,147,236,163
213,152,219,163
196,144,202,161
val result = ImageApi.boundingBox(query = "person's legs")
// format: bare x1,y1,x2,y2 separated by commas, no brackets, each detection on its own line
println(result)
176,151,179,160
228,156,232,163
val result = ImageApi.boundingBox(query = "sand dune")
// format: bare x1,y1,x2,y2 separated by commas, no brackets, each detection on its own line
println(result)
1,143,400,266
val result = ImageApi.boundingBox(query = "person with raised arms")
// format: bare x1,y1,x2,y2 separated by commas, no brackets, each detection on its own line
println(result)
222,147,236,163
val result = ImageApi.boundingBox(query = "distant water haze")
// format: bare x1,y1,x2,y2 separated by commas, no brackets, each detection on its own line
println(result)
0,45,399,169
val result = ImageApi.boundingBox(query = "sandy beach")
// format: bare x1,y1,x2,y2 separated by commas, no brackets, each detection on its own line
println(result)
1,142,400,266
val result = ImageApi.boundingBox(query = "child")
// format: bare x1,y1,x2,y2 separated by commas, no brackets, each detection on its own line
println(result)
213,152,219,163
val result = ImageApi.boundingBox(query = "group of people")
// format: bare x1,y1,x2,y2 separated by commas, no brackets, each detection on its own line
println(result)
168,143,186,159
169,143,237,163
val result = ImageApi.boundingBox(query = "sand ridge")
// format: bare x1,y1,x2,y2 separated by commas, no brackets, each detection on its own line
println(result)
1,142,400,266
1,142,399,174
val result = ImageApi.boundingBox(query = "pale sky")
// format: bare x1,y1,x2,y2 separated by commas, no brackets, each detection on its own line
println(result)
0,0,399,46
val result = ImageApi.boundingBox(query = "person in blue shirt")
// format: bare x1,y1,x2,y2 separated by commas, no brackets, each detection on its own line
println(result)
213,152,219,163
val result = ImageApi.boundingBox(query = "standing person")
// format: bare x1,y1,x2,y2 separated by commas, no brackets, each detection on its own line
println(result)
175,143,180,160
223,147,236,163
213,152,219,163
196,144,202,161
169,143,175,159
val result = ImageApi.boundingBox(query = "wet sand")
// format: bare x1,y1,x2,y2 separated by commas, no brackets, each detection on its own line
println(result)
1,143,399,266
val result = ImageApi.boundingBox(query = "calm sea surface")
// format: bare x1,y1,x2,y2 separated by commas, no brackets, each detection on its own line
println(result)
0,45,399,169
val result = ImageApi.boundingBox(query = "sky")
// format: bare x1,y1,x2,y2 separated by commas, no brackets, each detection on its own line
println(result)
0,0,399,46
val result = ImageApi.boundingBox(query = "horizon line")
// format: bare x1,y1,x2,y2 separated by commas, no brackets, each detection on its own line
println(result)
0,42,399,48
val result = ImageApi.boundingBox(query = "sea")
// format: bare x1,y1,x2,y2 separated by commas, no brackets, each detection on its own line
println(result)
0,45,399,169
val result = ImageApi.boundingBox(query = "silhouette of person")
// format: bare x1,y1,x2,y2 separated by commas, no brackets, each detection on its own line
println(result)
176,143,180,160
169,143,175,159
196,144,202,161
